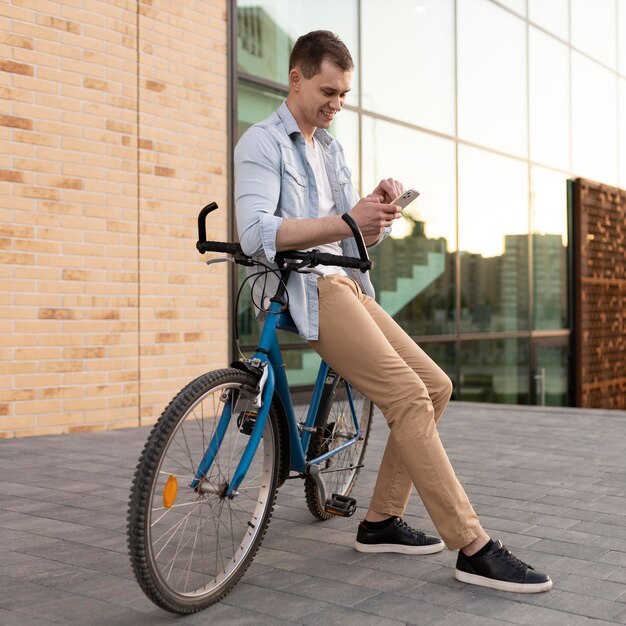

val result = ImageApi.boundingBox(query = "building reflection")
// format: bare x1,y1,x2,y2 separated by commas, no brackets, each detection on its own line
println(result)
371,213,567,338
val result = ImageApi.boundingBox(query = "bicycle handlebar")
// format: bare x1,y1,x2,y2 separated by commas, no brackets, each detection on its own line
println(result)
196,202,373,272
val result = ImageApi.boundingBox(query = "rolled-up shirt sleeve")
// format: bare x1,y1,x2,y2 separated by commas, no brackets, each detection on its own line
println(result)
234,126,283,262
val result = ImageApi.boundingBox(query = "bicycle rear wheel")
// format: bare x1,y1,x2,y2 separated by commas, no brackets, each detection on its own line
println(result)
128,368,281,614
304,377,373,520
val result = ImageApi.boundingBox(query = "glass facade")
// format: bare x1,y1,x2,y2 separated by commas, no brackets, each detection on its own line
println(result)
232,0,626,406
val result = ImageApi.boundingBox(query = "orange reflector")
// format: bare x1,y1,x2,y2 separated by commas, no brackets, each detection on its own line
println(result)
162,475,178,509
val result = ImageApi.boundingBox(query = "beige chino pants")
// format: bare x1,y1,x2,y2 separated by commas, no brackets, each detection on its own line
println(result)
308,275,484,550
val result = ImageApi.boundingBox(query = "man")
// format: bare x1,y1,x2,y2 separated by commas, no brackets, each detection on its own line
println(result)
234,30,551,593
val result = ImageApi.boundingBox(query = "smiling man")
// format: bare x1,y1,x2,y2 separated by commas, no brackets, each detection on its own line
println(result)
234,30,552,594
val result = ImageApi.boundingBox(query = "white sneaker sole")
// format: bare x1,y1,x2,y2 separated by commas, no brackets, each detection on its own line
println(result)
454,568,553,593
355,540,445,555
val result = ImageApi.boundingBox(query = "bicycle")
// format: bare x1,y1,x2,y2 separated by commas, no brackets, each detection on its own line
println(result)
127,202,375,614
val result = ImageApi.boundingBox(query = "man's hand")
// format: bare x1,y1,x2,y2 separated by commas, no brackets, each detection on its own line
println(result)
348,195,402,239
370,178,404,204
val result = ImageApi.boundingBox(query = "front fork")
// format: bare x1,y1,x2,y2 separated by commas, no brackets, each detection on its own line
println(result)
190,361,275,497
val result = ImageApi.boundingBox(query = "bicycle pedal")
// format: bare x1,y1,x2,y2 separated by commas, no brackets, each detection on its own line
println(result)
324,494,357,517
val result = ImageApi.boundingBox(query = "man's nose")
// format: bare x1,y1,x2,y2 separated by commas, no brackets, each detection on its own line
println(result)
329,96,342,110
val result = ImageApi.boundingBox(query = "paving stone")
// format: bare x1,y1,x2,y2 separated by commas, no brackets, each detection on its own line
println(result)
301,604,405,626
293,557,424,593
13,596,141,625
0,607,57,625
522,588,626,621
529,538,611,561
431,611,514,625
221,583,330,621
554,574,626,601
353,592,454,625
184,603,294,625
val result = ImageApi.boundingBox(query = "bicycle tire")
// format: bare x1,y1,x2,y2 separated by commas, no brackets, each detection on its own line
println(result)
127,368,282,614
304,378,373,520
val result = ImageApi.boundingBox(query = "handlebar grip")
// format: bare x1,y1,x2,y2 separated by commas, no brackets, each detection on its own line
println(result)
314,252,372,271
197,240,242,255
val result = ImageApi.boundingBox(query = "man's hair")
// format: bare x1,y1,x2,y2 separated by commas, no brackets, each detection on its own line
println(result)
289,30,353,79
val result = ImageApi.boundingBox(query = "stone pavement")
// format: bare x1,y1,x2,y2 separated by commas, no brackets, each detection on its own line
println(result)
1,402,626,625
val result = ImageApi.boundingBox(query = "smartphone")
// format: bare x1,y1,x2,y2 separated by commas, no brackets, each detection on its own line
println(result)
391,188,420,209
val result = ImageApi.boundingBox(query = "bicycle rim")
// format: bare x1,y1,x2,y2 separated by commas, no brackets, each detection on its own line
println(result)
128,369,280,613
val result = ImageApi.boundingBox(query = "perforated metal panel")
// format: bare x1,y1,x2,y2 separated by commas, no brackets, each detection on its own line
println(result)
572,178,626,409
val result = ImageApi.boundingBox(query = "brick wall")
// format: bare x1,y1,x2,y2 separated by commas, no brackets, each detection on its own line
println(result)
572,178,626,409
0,0,229,437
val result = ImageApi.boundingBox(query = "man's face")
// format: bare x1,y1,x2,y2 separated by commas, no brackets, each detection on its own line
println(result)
290,58,352,133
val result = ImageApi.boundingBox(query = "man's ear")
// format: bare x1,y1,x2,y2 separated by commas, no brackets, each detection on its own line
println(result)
289,67,301,92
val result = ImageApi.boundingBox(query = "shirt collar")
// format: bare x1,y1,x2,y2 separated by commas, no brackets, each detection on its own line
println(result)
277,101,334,149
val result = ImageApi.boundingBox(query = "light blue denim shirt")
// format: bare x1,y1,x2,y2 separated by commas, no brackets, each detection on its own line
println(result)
234,101,388,341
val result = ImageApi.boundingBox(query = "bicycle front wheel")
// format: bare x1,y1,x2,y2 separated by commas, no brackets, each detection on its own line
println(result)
128,368,281,614
305,378,373,520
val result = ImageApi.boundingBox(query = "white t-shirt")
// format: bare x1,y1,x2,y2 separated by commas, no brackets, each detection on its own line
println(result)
304,139,347,277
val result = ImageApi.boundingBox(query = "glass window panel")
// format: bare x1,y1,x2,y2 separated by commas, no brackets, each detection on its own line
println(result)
283,347,321,387
535,342,569,406
620,0,626,75
497,0,526,17
458,145,529,333
237,81,285,138
571,0,617,69
362,117,457,336
529,28,570,170
528,0,568,41
571,52,618,186
530,166,568,330
460,338,530,404
620,78,626,187
457,0,527,157
361,0,455,135
237,0,358,105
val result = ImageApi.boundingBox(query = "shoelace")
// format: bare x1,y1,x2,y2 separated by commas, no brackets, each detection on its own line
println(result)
495,545,532,571
394,518,428,542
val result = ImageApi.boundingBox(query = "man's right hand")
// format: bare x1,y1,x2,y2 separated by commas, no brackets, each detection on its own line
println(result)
348,195,402,238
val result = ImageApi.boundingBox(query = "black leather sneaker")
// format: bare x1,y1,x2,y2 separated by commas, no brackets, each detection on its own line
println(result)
455,539,552,593
355,517,444,554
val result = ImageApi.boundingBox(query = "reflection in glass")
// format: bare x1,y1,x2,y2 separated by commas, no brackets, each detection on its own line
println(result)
572,52,618,186
535,343,568,406
238,82,284,137
457,0,527,157
361,0,454,135
530,166,568,330
458,146,529,333
571,0,617,69
528,0,568,41
460,338,530,404
237,0,358,105
362,117,456,336
529,28,570,171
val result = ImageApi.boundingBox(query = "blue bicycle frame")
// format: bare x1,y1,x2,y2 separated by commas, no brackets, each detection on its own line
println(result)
192,298,363,497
